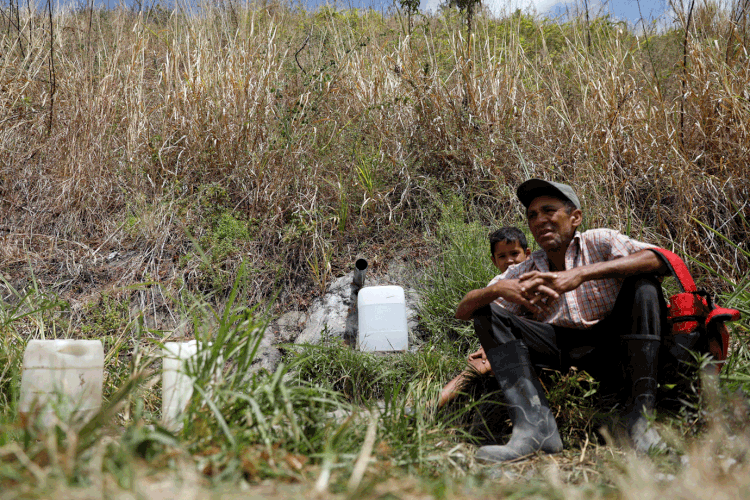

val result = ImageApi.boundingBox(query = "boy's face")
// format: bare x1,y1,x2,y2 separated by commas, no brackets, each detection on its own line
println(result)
491,240,530,272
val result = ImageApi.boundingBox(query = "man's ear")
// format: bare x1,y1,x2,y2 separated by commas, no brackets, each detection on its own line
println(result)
571,209,583,227
524,248,531,257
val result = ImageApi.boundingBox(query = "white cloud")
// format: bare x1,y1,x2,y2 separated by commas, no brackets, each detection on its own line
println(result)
419,0,441,13
418,0,670,24
485,0,561,15
420,0,562,15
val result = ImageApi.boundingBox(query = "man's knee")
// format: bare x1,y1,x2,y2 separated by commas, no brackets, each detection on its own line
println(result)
473,303,518,349
472,304,493,322
473,305,498,349
630,276,663,304
623,275,666,322
473,303,515,330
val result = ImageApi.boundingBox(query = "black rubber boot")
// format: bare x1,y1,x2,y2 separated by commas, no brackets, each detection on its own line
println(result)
475,340,563,464
621,334,666,453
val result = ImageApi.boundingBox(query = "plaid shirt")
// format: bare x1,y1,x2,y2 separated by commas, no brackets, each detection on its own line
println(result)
488,229,655,329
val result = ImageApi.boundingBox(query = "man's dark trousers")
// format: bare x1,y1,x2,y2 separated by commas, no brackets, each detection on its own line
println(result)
472,276,667,392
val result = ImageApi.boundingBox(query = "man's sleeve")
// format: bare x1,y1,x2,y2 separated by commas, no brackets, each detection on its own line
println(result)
608,229,656,259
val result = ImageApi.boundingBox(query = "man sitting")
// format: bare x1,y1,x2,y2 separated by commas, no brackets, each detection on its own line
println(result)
455,179,668,463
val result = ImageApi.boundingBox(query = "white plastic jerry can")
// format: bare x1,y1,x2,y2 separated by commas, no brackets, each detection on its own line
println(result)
357,285,409,351
161,340,198,430
162,340,222,430
19,339,104,427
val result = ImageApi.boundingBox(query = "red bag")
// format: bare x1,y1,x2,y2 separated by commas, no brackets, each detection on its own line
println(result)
650,248,741,374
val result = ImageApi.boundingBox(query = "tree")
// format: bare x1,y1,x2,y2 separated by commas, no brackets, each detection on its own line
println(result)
398,0,420,35
446,0,482,35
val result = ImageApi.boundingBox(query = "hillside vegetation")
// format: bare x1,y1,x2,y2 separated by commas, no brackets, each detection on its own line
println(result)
2,0,749,306
1,0,750,497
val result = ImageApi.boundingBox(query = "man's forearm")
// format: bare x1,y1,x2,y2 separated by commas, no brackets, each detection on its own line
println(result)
516,249,668,302
455,283,506,321
456,251,664,321
455,278,539,320
575,249,667,283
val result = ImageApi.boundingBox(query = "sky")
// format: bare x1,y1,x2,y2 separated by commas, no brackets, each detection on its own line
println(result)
422,0,669,26
76,0,672,27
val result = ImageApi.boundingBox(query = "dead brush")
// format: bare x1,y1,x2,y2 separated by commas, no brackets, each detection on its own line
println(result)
0,1,749,350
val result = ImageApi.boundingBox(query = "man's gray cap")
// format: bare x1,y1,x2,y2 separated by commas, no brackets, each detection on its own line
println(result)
516,179,581,210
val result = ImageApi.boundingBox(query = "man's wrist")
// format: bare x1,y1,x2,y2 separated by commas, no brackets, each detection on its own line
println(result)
572,266,593,285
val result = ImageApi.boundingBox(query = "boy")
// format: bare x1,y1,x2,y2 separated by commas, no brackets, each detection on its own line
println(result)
437,227,531,408
489,227,532,276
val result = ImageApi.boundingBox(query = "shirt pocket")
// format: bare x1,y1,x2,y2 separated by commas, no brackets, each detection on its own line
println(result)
578,280,617,322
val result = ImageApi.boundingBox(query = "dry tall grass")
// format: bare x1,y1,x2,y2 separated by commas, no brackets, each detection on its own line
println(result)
1,1,748,313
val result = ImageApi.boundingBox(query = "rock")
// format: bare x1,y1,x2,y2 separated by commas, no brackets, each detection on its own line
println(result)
274,311,307,344
404,288,421,334
254,327,283,373
294,274,353,346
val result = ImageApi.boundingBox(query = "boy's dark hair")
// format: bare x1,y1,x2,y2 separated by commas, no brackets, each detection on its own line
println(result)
489,227,528,255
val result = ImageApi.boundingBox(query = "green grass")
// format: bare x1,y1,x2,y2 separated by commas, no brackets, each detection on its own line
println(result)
418,197,508,354
0,226,749,498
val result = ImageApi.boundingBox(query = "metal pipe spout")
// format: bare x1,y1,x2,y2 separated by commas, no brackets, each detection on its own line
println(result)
353,258,368,289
